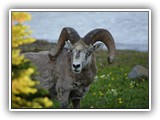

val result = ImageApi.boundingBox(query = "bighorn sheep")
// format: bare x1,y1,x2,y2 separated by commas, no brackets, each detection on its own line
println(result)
24,27,116,108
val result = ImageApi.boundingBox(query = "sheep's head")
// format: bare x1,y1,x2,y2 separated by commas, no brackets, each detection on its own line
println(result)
49,27,116,73
66,40,103,73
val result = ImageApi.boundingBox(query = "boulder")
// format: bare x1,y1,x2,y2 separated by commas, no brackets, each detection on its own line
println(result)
128,65,148,79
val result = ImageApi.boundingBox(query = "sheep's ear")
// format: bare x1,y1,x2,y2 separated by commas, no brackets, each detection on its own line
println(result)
65,41,74,50
92,43,103,51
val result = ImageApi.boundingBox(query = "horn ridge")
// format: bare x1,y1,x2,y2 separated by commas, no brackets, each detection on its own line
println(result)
65,27,81,44
83,29,116,63
48,27,80,61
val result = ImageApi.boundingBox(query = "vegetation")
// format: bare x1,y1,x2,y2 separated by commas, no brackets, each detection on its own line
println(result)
20,39,56,53
11,12,53,108
81,50,149,109
21,40,149,109
15,12,149,109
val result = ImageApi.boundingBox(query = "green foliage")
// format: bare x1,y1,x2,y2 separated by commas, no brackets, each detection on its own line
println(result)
81,50,149,109
11,12,53,108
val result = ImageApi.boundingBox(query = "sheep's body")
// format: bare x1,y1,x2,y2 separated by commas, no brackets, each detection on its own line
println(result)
24,48,97,108
24,27,116,108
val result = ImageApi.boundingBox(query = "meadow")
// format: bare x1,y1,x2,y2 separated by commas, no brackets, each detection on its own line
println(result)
21,40,149,109
81,50,149,109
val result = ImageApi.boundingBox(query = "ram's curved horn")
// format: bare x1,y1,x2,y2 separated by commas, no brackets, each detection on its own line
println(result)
49,27,80,61
83,29,116,63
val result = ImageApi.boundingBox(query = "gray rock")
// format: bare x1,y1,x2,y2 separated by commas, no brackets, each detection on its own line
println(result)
128,65,148,79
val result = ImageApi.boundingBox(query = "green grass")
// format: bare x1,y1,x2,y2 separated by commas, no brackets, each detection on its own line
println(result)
81,50,149,109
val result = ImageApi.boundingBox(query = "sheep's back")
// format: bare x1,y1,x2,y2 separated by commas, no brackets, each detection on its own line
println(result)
24,51,56,90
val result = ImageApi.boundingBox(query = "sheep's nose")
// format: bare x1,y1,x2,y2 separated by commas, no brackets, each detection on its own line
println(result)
72,64,81,69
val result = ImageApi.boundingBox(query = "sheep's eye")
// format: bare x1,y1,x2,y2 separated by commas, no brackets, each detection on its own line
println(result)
85,50,92,59
70,49,73,52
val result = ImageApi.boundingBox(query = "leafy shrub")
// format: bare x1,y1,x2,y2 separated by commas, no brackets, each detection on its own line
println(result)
11,12,53,108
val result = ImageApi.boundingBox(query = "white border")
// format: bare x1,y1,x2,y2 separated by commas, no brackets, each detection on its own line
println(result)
10,9,150,12
9,9,151,111
149,10,152,111
9,9,12,111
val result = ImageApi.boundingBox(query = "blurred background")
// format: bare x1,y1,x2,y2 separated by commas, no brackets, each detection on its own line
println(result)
25,11,149,51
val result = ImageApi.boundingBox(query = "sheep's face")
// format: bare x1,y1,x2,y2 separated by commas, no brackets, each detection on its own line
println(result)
66,40,103,74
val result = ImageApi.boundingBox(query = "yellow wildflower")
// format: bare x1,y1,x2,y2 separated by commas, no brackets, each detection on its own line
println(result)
118,98,123,104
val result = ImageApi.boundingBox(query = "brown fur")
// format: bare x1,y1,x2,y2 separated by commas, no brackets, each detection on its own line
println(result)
24,48,97,108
